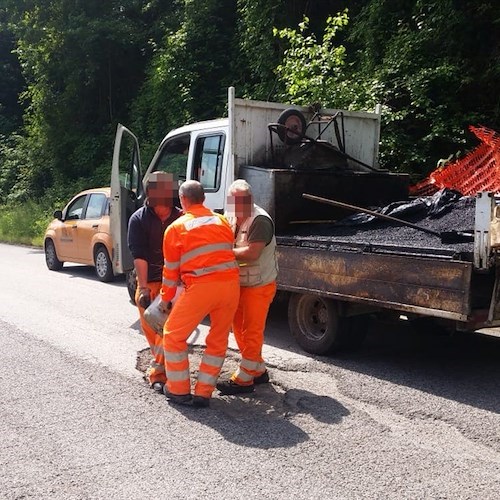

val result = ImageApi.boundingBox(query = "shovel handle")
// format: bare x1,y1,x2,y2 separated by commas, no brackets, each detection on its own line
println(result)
302,193,441,237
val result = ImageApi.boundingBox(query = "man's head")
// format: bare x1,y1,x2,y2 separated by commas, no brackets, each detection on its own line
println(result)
227,179,253,219
145,171,177,209
179,180,205,210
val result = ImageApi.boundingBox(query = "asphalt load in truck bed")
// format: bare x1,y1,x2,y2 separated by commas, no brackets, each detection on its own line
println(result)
278,195,476,260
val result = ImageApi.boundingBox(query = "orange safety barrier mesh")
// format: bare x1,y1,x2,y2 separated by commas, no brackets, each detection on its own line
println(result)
409,126,500,196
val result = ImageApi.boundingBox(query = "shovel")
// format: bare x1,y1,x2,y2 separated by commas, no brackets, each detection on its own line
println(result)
302,193,474,244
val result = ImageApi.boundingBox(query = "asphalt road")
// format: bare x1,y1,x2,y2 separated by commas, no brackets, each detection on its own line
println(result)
0,243,499,499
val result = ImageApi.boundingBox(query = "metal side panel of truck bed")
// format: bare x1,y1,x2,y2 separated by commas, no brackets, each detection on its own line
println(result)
276,244,472,321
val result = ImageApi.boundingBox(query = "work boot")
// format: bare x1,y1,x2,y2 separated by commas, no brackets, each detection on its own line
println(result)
217,380,255,395
163,386,193,406
254,370,270,385
192,396,210,408
151,381,165,394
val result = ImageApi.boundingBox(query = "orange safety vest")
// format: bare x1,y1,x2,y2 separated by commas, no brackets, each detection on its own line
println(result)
161,204,239,301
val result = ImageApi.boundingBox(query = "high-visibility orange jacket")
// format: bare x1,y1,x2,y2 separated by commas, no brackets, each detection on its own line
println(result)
161,204,239,302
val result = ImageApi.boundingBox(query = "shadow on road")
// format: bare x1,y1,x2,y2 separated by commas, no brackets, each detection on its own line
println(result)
169,384,349,448
263,300,500,415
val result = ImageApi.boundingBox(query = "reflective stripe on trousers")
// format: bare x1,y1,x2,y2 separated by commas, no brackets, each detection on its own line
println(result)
164,349,190,394
163,279,240,397
135,280,166,384
231,281,277,386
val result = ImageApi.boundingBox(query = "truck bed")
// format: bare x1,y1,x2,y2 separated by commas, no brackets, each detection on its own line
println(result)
278,195,476,261
275,197,495,323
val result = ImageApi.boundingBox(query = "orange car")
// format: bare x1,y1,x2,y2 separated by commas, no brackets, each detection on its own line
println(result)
44,187,115,282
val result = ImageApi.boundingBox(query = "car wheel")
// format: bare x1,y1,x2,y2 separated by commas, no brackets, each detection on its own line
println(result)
45,239,64,271
94,245,114,282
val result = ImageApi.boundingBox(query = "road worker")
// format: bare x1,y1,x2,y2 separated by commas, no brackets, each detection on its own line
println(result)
217,179,278,395
157,180,239,407
127,172,182,393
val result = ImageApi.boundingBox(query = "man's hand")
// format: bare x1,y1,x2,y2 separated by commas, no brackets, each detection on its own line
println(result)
158,300,172,314
137,287,151,308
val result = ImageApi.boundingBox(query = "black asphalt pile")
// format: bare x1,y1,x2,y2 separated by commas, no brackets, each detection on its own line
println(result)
278,195,476,259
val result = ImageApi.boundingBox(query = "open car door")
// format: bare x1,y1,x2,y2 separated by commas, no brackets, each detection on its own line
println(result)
110,124,143,275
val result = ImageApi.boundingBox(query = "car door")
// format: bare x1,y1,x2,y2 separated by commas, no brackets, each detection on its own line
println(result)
56,194,88,260
110,124,143,275
77,192,108,264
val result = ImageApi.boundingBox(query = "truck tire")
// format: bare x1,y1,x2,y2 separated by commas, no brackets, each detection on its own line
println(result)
288,294,343,354
94,245,114,282
277,108,307,145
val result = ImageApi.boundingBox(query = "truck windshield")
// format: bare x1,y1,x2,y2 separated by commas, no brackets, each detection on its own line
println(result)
154,134,191,181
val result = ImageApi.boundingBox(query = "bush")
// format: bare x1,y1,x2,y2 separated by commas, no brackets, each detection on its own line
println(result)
0,199,56,247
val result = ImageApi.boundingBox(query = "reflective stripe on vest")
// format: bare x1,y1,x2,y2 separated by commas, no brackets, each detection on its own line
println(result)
189,260,238,277
184,215,221,231
164,259,180,270
180,242,233,266
162,277,177,288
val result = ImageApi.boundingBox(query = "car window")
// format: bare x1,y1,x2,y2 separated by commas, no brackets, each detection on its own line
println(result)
66,195,87,220
85,193,107,219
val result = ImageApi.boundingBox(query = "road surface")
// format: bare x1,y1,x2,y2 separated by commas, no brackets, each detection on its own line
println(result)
0,243,499,499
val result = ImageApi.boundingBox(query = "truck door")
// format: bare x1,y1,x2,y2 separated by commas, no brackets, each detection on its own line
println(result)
191,131,228,212
110,124,143,275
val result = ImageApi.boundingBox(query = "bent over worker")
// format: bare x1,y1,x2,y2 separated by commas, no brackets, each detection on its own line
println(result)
217,179,278,395
158,180,239,408
127,172,181,393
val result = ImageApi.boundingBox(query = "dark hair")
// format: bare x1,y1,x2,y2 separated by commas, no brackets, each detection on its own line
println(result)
179,180,205,204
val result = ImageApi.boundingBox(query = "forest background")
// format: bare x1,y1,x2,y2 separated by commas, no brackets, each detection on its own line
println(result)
0,0,498,244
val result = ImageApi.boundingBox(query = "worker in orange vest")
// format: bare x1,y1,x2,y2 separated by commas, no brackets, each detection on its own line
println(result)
155,180,240,407
127,172,181,393
217,179,278,395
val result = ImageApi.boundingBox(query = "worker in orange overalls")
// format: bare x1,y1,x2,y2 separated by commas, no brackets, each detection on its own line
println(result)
154,180,240,408
127,172,181,393
217,179,278,395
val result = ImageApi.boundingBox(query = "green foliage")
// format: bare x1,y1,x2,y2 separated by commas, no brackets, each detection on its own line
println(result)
0,199,54,246
274,11,352,107
349,0,500,175
0,0,499,228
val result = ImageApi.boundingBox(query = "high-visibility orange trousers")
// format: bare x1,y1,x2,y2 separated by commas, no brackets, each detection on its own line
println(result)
163,278,239,398
135,281,166,384
231,281,277,386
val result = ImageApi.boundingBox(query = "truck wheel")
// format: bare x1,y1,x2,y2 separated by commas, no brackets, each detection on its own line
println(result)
45,239,64,271
126,269,137,304
277,108,307,145
288,294,342,354
94,245,114,282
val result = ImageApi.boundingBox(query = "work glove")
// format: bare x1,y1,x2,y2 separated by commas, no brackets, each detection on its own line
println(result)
144,295,172,334
137,287,151,308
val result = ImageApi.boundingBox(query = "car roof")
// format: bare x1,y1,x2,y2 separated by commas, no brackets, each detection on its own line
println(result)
76,187,110,197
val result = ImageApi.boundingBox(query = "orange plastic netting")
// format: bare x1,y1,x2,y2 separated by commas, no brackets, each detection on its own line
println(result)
409,126,500,196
